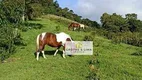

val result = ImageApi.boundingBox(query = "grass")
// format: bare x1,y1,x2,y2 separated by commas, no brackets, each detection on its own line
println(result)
0,15,142,80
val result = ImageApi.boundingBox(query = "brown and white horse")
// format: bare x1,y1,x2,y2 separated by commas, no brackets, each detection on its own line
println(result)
68,23,87,31
68,22,80,31
36,32,73,60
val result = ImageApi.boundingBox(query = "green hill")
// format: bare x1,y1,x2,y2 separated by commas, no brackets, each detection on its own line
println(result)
0,15,142,80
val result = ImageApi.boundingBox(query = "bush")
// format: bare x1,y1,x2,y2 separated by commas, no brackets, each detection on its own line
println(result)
0,25,15,61
55,25,60,31
95,29,142,47
83,35,94,41
23,22,43,30
131,50,142,56
111,32,142,47
83,27,95,32
0,25,23,61
86,57,100,80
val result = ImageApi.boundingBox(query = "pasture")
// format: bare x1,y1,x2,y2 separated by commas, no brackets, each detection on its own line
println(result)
0,15,142,80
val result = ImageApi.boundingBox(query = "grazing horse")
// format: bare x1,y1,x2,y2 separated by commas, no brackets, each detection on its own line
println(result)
36,32,73,60
68,22,80,31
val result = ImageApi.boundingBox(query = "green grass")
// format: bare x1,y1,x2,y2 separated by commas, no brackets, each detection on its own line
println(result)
0,15,142,80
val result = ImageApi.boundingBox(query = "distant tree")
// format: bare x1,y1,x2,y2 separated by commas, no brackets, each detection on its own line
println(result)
125,13,142,32
0,0,24,23
101,13,129,32
100,13,110,28
91,21,100,28
25,0,54,20
125,13,137,20
81,18,91,26
127,19,142,32
73,14,81,22
69,10,74,14
24,0,100,29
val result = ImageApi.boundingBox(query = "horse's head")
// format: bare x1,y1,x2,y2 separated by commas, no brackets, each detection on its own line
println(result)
65,37,75,56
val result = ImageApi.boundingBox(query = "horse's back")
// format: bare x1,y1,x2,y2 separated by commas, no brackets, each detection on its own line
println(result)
55,32,72,45
80,24,84,27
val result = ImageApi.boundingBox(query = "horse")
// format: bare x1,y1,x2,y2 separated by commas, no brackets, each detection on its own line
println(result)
68,22,80,31
36,32,73,60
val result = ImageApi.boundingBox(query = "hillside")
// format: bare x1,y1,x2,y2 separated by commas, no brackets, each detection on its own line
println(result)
0,15,142,80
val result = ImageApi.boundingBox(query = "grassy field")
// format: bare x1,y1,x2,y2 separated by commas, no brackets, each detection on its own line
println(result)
0,15,142,80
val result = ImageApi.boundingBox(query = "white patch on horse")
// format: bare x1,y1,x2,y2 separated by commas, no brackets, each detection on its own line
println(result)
55,32,72,45
41,32,46,40
80,24,85,29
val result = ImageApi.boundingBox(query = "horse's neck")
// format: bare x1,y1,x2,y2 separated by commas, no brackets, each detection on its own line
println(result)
56,33,71,45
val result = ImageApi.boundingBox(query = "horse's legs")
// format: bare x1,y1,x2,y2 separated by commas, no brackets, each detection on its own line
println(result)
62,46,66,58
36,44,46,60
41,45,46,59
54,46,61,56
63,50,66,58
42,50,46,59
54,49,58,56
36,52,40,60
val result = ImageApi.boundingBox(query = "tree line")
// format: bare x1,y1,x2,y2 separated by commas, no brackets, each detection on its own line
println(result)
101,13,142,32
99,13,142,46
24,0,100,28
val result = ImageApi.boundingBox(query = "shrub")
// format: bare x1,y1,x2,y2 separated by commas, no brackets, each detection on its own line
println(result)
83,35,94,41
23,22,43,30
83,27,95,32
0,25,23,61
114,32,142,47
55,25,60,31
86,57,100,80
97,30,142,47
131,50,142,56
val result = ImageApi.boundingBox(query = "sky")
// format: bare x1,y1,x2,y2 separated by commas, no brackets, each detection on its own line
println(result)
57,0,142,22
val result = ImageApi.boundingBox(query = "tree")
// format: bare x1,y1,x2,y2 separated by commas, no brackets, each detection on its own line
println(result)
0,0,23,61
125,13,137,20
125,13,142,32
1,0,24,23
101,13,129,32
25,0,54,20
128,19,142,32
100,13,110,28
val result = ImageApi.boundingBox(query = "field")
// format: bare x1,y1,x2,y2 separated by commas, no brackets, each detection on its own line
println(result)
0,15,142,80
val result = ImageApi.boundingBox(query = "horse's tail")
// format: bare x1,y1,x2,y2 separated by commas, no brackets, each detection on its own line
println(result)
36,34,40,52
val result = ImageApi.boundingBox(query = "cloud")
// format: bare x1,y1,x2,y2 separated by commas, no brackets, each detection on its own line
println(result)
73,0,142,22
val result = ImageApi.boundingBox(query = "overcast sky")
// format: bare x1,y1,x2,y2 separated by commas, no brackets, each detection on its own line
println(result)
57,0,142,22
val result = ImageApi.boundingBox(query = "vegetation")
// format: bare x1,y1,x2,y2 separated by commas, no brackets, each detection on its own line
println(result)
24,0,100,28
100,13,142,46
0,0,142,79
25,0,142,46
0,0,24,61
0,15,141,80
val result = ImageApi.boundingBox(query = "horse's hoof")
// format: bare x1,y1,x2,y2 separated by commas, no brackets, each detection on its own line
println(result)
63,56,66,58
